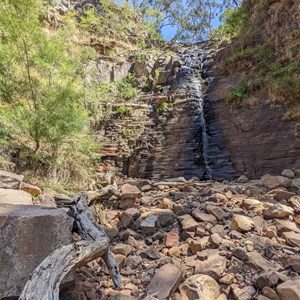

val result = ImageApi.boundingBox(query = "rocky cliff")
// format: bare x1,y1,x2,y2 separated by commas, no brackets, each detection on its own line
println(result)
98,43,237,181
95,0,300,181
206,76,300,178
205,0,300,179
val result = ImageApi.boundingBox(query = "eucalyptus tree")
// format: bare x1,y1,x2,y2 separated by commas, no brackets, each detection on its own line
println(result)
130,0,242,42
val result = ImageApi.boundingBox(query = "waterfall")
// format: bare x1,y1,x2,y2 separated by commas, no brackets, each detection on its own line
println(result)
179,48,212,179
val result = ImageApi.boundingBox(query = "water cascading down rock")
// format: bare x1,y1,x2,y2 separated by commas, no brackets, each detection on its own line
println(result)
128,46,236,180
178,49,213,179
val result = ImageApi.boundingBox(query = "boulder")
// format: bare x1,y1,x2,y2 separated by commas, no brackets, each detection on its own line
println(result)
237,175,249,183
282,231,300,247
178,214,198,231
112,243,132,257
264,204,294,219
165,231,180,248
241,198,264,211
261,175,292,189
256,271,279,289
0,188,32,205
188,238,207,254
121,184,141,199
179,274,220,300
262,287,280,300
233,286,256,300
267,189,295,201
207,205,229,220
147,263,182,299
273,219,300,235
21,182,42,196
281,169,295,179
277,277,300,300
109,291,135,300
231,215,255,232
0,204,73,298
120,208,140,228
141,215,158,234
208,193,228,203
247,251,275,271
194,250,227,280
141,209,175,227
0,170,23,189
192,209,217,224
292,178,300,190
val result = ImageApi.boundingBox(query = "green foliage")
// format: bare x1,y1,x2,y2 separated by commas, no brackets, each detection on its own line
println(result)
154,101,173,113
225,45,273,68
0,0,105,186
226,84,248,105
132,0,242,42
116,74,138,101
138,37,147,49
266,62,300,104
74,0,150,47
0,0,97,153
115,106,132,118
226,44,300,108
210,6,249,41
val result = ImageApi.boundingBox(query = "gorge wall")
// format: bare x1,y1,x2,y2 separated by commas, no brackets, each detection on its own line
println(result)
99,43,237,181
98,0,300,181
204,0,300,179
206,76,300,179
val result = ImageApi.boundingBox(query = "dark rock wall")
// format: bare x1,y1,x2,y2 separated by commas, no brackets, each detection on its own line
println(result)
127,46,237,180
206,76,300,178
99,30,300,181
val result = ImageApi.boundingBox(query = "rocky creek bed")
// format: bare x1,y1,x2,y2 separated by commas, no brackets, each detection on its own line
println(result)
2,171,300,300
56,171,300,300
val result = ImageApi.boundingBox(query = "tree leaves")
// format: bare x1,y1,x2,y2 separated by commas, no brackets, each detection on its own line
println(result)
131,0,242,42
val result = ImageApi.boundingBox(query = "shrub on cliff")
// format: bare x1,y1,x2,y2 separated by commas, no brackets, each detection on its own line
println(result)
0,0,100,185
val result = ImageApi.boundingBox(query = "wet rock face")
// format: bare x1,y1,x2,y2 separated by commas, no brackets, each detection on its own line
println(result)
127,44,237,180
0,204,73,298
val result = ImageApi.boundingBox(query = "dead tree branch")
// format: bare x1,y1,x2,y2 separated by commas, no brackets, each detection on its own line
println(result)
19,193,122,300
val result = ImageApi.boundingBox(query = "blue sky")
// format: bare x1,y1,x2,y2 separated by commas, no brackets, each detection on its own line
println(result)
161,17,221,41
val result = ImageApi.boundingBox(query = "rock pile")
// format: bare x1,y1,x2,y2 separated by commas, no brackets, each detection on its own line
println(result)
2,169,300,299
61,171,300,300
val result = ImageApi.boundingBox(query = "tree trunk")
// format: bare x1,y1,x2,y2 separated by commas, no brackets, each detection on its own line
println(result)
19,193,122,300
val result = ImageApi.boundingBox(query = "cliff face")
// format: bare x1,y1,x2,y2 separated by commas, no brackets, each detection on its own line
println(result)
251,0,300,62
206,77,300,178
127,45,236,180
98,0,300,180
204,0,300,178
98,44,237,180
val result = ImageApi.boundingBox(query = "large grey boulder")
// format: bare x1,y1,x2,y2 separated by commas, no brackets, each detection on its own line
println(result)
0,204,73,298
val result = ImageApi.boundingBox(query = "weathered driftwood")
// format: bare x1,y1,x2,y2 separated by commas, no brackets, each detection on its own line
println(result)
86,184,121,205
19,193,122,300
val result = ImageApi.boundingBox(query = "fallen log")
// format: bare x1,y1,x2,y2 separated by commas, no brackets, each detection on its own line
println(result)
19,192,122,300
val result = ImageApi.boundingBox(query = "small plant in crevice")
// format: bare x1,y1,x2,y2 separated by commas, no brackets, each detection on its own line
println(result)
114,105,132,118
226,84,249,106
154,102,174,114
116,74,138,101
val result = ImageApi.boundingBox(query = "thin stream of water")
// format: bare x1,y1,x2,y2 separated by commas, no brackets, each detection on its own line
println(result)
180,49,212,179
